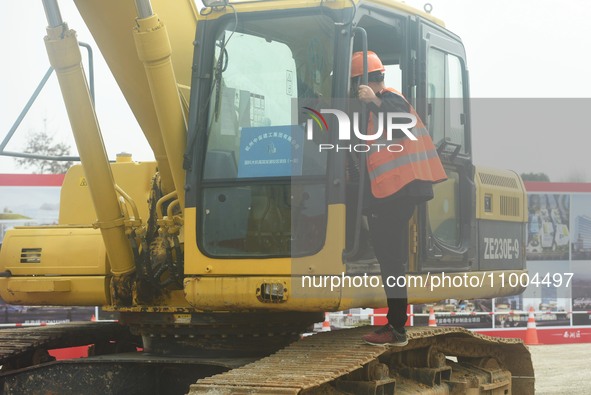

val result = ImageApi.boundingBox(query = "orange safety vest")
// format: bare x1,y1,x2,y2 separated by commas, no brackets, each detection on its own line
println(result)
366,88,447,198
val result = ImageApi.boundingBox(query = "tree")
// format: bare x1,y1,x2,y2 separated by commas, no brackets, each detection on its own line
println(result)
561,170,588,183
520,172,550,182
15,130,74,174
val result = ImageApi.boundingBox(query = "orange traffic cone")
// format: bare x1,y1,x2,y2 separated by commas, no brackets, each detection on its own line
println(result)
524,307,539,345
322,313,331,332
428,307,437,327
90,314,96,322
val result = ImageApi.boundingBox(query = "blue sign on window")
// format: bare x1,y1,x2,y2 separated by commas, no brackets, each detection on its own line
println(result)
238,125,304,178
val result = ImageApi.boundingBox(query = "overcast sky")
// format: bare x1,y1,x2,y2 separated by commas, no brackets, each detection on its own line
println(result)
1,0,591,181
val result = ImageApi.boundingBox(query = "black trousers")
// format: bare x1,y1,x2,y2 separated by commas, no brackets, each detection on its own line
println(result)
368,198,416,329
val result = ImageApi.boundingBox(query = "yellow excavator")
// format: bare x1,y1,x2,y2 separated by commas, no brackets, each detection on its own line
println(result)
0,0,534,393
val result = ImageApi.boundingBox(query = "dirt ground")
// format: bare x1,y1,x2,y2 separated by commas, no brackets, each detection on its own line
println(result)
529,343,591,394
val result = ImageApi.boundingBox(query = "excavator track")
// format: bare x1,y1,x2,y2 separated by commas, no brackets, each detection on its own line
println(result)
0,322,134,371
190,326,535,394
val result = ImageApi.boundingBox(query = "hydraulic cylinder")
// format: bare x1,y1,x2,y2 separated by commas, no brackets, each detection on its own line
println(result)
43,13,136,281
133,3,186,209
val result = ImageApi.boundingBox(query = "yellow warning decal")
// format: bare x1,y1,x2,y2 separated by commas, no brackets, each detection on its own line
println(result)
79,177,88,187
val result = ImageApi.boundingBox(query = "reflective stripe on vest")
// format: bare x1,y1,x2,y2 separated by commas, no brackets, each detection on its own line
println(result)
365,88,447,198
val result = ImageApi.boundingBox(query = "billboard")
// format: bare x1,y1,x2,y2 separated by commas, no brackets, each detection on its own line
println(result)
0,174,63,243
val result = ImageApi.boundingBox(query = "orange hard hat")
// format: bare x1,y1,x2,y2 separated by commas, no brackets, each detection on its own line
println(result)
351,51,385,78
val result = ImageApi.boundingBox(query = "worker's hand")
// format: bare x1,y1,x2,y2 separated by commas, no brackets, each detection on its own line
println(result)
358,85,382,107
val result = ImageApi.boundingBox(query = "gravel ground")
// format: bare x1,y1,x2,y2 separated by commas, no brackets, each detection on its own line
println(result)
529,343,591,394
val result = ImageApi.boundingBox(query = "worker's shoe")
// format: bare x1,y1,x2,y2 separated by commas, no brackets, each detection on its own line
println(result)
362,324,408,346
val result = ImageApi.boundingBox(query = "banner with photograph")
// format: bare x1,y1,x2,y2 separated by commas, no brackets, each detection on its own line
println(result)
526,193,570,261
570,195,591,260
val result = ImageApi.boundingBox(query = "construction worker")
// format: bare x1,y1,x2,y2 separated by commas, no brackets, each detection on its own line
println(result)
350,51,447,346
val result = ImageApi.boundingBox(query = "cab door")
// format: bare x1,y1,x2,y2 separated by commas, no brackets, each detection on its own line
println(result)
415,22,476,272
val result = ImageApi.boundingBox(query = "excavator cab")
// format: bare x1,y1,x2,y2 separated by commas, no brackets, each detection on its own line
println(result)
184,1,528,312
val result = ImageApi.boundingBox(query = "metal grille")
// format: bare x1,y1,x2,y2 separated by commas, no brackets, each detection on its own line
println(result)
20,248,42,263
479,173,518,189
500,196,520,217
